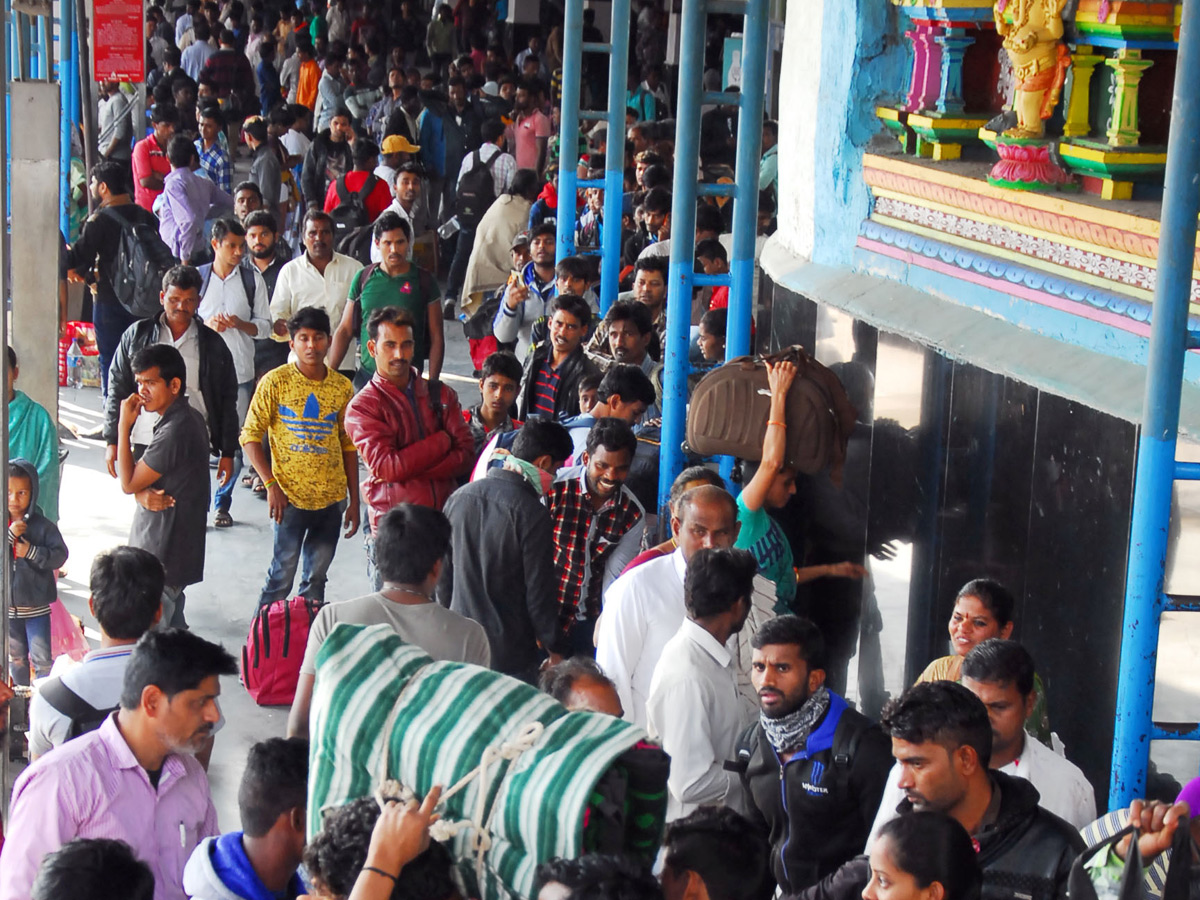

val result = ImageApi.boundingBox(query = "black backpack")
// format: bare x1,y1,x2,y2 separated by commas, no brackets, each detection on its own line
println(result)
99,207,178,318
38,677,117,742
456,149,500,227
198,262,258,306
337,223,377,264
329,174,379,243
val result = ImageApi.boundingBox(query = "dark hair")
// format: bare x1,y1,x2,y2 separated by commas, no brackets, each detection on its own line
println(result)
303,208,334,235
32,839,155,900
700,307,727,338
151,103,180,126
538,656,616,705
751,615,826,671
244,210,278,233
6,344,15,368
530,221,558,243
210,217,246,245
305,797,459,900
166,133,195,167
555,255,592,283
373,210,412,243
480,351,522,385
642,186,671,214
161,263,203,295
7,462,30,487
696,238,727,263
696,204,725,236
555,854,661,900
668,466,724,510
606,299,654,336
366,305,416,340
268,104,296,129
550,293,592,327
578,373,602,395
880,681,993,768
239,737,309,837
119,628,238,710
399,84,419,103
198,102,225,126
762,120,778,139
234,180,264,201
330,106,353,125
288,306,332,338
512,416,574,466
876,812,982,900
685,548,756,619
375,504,451,584
635,149,664,167
353,138,379,168
131,344,187,391
395,161,423,179
641,165,671,191
90,547,164,641
510,168,540,199
163,46,182,67
481,117,506,144
634,255,668,279
663,806,772,900
585,417,637,459
961,639,1036,698
955,578,1015,626
242,117,268,143
597,364,655,407
91,159,129,194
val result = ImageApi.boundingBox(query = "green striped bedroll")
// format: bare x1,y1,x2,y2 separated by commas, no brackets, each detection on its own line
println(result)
308,623,667,900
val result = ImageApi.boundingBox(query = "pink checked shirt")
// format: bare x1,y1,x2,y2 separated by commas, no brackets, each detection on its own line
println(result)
0,713,219,900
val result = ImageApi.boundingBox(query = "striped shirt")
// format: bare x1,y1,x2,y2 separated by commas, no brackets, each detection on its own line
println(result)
531,357,562,419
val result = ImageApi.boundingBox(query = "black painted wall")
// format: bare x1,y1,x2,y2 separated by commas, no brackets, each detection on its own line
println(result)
760,278,1136,810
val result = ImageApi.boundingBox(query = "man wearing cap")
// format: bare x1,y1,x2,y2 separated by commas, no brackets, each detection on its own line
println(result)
375,133,420,190
371,162,433,263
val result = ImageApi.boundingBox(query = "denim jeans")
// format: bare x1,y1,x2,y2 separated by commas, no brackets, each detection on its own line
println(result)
257,501,344,609
9,613,52,685
93,299,139,397
445,225,477,305
213,382,253,514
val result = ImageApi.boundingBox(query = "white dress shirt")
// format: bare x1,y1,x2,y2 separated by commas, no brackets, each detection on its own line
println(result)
647,618,748,821
198,265,270,383
131,319,208,446
866,730,1098,849
269,251,363,332
596,549,687,730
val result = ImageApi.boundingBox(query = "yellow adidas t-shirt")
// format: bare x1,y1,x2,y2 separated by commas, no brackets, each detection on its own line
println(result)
240,363,356,510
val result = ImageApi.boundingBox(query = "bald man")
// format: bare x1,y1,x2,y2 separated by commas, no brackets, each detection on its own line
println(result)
596,485,741,728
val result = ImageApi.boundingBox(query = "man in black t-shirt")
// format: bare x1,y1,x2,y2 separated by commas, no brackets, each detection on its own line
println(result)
66,160,162,396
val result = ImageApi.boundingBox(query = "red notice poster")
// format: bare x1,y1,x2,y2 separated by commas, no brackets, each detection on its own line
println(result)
93,0,145,83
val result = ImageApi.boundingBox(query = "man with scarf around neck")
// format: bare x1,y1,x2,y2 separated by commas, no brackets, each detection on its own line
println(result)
737,615,891,894
437,417,575,683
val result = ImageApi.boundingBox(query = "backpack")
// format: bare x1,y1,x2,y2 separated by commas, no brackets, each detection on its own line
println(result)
686,345,859,486
455,149,500,227
98,207,178,318
350,263,440,367
241,595,324,706
337,223,377,264
329,173,379,243
729,713,866,799
38,677,116,741
198,262,257,307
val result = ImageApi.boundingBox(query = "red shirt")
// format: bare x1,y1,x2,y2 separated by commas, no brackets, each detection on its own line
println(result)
131,135,172,212
323,171,394,221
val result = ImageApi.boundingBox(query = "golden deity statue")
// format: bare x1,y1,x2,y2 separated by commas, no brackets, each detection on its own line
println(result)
995,0,1071,139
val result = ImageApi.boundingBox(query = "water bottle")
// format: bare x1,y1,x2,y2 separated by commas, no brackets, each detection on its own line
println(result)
65,338,83,389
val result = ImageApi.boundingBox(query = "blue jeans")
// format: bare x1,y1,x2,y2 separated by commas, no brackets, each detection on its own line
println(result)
257,501,344,609
93,299,139,397
213,382,253,514
9,613,52,685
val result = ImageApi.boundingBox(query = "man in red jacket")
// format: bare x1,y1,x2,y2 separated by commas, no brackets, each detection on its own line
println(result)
344,305,473,588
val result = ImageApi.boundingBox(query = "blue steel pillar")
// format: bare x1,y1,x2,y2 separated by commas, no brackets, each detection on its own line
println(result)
1110,0,1200,809
658,0,708,515
598,0,630,314
555,0,583,262
726,0,767,360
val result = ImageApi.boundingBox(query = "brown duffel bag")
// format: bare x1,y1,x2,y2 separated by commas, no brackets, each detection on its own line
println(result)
686,345,858,485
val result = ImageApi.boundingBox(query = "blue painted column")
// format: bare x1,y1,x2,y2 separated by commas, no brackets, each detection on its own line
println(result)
658,0,707,514
599,0,630,314
555,0,584,261
726,0,767,361
1110,0,1200,809
934,29,973,115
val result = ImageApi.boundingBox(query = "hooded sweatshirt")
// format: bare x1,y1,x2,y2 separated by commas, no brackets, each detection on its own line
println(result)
182,833,305,900
8,458,68,616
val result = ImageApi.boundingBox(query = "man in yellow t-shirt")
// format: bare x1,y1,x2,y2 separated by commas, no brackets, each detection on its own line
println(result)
241,306,359,609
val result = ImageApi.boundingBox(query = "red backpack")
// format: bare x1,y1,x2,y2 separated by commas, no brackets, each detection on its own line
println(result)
241,596,323,706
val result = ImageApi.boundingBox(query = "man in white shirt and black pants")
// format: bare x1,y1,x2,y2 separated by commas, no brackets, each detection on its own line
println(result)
197,218,271,527
647,547,755,821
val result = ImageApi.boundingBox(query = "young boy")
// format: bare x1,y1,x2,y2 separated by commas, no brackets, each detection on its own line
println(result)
7,459,68,685
183,737,309,900
116,344,212,629
696,238,730,310
577,373,600,416
464,351,523,461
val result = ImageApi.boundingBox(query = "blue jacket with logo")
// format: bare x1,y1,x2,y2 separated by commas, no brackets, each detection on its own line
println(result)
736,692,892,894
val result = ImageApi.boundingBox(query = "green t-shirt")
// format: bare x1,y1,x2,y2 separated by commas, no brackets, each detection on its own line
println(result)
735,492,797,613
351,263,441,375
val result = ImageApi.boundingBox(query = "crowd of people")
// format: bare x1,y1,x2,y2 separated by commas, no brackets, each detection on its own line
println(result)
1,1,1195,899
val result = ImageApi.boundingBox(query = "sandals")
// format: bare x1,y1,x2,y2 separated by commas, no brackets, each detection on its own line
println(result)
251,474,267,497
214,510,233,528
